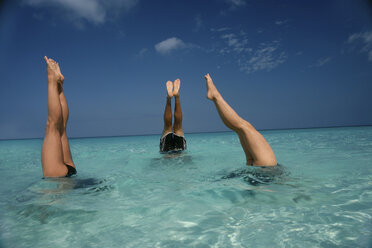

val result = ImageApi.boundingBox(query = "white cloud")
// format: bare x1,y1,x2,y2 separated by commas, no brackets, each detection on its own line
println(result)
218,31,287,73
348,31,372,43
309,57,332,68
211,27,231,32
220,0,245,14
347,30,372,61
136,48,148,57
221,33,250,53
24,0,138,25
296,51,303,56
155,37,187,55
225,0,246,7
194,14,202,31
240,42,287,73
275,19,289,26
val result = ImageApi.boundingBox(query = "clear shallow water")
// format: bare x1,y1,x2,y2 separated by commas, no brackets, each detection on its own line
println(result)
0,127,372,248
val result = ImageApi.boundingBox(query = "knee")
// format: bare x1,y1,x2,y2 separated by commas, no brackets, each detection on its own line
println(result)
46,118,63,134
235,120,254,134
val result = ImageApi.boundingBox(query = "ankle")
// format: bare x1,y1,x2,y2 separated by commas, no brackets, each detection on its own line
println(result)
212,94,222,102
48,77,59,84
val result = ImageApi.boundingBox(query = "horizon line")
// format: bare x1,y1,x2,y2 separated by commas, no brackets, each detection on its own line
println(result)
0,124,371,142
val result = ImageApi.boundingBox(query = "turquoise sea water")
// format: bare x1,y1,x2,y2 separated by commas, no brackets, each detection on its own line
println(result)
0,127,372,247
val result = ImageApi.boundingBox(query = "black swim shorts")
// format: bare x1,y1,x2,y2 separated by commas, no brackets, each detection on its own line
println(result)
65,164,77,177
159,133,187,153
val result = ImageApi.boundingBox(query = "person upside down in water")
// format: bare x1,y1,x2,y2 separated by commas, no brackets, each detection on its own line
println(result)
159,79,187,153
203,73,277,166
41,56,77,177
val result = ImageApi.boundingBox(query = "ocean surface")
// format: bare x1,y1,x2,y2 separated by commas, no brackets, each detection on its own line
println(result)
0,127,371,248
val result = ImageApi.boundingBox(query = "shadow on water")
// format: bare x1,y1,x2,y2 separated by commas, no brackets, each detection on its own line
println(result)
220,164,288,186
16,177,113,204
47,177,113,194
14,203,97,224
10,177,114,224
150,151,193,168
218,165,314,204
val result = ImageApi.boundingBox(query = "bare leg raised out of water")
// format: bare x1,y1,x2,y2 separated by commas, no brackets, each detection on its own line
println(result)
59,85,75,168
162,81,174,137
41,56,76,177
173,79,184,137
204,73,277,166
54,59,74,168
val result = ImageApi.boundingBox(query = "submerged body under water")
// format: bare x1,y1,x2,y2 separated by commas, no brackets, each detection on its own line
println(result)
220,164,286,186
0,127,372,247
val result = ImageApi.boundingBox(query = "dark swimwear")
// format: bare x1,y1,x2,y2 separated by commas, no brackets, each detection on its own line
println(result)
65,164,77,177
160,133,186,153
222,164,285,186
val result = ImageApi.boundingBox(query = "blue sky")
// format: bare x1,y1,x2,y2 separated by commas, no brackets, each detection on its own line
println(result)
0,0,372,139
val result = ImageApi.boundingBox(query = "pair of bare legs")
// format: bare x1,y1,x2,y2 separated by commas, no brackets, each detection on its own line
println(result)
204,74,277,166
41,56,75,177
162,79,184,137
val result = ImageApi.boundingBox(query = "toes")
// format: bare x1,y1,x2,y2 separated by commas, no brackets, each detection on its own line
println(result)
47,58,57,65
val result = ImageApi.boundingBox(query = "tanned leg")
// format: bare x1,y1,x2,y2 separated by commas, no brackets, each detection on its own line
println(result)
41,56,68,177
204,73,277,166
162,81,174,137
59,86,75,167
52,60,75,168
173,79,184,137
237,134,254,165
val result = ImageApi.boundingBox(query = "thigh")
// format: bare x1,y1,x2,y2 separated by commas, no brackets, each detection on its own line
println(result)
174,129,184,137
240,122,277,166
61,133,75,166
41,129,68,177
237,133,254,164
